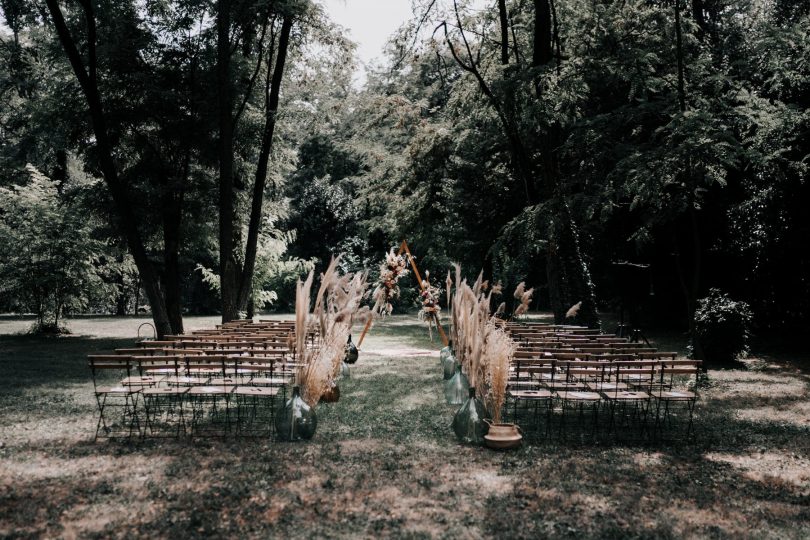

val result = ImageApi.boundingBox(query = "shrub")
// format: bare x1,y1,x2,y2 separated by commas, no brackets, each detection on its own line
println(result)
0,166,110,330
693,289,753,365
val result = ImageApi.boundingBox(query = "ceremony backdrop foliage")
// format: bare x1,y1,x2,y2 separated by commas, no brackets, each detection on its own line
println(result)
1,0,808,353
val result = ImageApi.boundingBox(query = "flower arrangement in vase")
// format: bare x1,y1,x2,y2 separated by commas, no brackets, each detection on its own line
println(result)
276,257,369,441
445,265,521,447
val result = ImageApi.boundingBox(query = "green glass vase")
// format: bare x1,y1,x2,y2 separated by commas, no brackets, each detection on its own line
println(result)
452,387,489,445
442,354,457,380
275,386,317,441
345,334,359,364
439,341,454,365
444,364,470,405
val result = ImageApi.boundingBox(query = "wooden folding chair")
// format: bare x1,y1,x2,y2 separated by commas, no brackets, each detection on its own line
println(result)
138,357,188,438
185,357,234,437
231,359,282,437
602,360,657,440
88,355,141,440
552,361,604,439
508,360,554,436
652,360,701,440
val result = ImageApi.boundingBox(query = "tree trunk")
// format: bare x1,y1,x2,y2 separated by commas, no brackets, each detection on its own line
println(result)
533,2,599,328
675,0,706,365
674,0,686,112
115,265,127,316
217,0,240,322
237,15,294,314
547,193,599,327
44,0,172,338
162,178,184,334
533,0,553,67
498,0,510,64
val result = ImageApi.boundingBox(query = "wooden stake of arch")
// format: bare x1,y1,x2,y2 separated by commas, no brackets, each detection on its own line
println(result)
356,240,448,348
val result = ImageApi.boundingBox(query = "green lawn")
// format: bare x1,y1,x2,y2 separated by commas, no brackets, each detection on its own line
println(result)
0,315,808,539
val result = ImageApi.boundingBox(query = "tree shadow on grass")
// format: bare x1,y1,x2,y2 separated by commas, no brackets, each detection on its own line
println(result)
2,324,809,538
480,396,810,539
0,334,136,389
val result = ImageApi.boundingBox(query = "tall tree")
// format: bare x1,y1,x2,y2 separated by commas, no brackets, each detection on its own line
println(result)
216,0,239,322
43,0,174,337
216,1,299,322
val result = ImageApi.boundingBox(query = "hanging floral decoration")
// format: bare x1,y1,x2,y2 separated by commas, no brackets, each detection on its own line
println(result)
371,248,409,316
417,270,442,339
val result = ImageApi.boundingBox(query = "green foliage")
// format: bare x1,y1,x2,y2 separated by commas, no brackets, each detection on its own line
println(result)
0,166,110,330
1,0,809,330
196,218,315,315
693,289,753,365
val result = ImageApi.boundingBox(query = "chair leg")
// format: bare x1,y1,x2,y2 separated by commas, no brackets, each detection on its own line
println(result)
94,393,107,441
686,400,697,440
126,393,140,438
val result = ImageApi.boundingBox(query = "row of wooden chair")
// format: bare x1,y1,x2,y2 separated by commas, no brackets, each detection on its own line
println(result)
89,319,302,439
502,322,700,442
89,354,296,439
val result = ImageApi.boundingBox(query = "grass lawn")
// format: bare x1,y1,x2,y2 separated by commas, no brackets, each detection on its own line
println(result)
0,315,808,539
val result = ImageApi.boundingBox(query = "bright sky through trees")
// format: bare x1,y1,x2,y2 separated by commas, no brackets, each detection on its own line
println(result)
320,0,413,83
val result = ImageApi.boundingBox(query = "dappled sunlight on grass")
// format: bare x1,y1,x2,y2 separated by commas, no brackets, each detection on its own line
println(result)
1,315,809,538
705,451,810,492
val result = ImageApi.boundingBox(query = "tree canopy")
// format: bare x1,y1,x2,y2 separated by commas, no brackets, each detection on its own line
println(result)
1,0,808,352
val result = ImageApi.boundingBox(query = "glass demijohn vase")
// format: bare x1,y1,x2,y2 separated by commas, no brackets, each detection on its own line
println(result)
439,340,454,365
275,386,317,441
442,353,457,380
452,387,489,445
444,364,470,405
345,334,359,364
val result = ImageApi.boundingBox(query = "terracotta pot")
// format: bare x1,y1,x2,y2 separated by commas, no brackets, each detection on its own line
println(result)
484,421,523,450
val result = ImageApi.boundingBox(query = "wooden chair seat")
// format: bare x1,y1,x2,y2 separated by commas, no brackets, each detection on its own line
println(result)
143,387,189,395
187,368,221,375
545,381,587,390
233,386,280,396
653,390,695,400
603,391,650,401
555,391,601,401
209,377,237,386
120,376,160,386
96,385,141,394
508,379,541,389
509,389,553,399
164,375,208,386
145,368,181,375
587,382,628,391
188,386,234,395
251,377,292,386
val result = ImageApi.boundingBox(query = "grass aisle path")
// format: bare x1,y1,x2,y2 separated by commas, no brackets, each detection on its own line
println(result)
0,315,808,539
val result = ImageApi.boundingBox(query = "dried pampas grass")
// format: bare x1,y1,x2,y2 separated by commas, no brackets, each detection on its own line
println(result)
513,283,534,317
483,323,516,422
445,270,453,314
513,282,525,301
448,266,516,417
294,271,314,377
295,256,370,406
